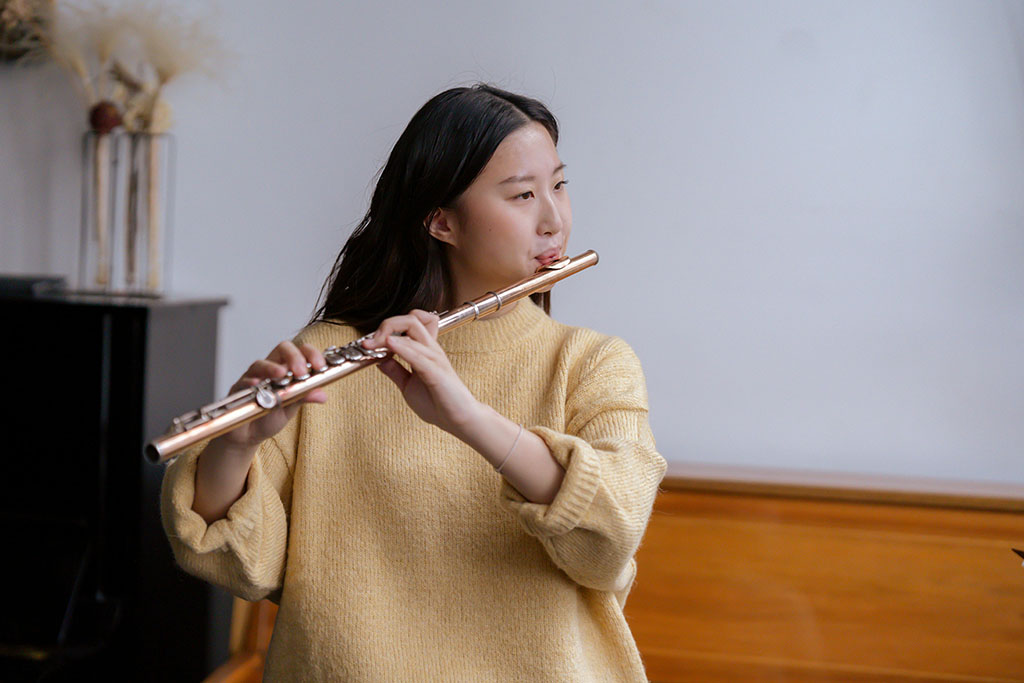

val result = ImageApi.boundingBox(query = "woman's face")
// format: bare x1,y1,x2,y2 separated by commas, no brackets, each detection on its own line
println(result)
430,121,572,302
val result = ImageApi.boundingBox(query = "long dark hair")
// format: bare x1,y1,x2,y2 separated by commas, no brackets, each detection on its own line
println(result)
308,84,559,335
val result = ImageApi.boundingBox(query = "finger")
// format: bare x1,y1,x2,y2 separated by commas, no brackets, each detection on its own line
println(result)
384,334,435,375
408,309,438,323
283,388,327,418
360,324,389,349
229,375,262,394
362,315,417,349
267,340,300,364
302,388,328,404
409,309,440,338
282,401,302,421
299,343,328,373
395,316,435,347
376,357,410,389
273,340,312,378
377,315,434,347
242,359,289,382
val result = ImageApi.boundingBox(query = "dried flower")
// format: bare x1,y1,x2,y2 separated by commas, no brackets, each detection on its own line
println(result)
29,0,224,133
123,3,220,85
88,99,121,133
106,1,225,132
0,0,47,61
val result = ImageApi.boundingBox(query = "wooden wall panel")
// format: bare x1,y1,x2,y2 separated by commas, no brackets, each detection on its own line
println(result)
625,465,1024,682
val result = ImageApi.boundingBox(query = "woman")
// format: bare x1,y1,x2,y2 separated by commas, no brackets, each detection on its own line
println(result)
161,84,666,681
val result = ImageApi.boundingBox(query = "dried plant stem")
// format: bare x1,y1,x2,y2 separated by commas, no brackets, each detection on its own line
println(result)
125,135,139,286
94,133,110,286
146,135,161,290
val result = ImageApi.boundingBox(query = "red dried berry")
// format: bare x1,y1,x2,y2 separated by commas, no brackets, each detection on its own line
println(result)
88,101,123,134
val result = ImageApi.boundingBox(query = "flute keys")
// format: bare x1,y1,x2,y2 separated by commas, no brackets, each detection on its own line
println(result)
271,371,293,388
348,345,387,360
294,363,312,382
323,339,389,364
342,345,365,361
255,384,279,409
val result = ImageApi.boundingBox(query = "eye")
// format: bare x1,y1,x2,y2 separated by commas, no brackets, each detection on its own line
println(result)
555,179,569,191
514,190,534,200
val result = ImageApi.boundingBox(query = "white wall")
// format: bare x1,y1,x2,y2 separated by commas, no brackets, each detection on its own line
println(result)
3,0,1023,481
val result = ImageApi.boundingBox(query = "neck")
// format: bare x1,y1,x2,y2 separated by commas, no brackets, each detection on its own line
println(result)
437,291,545,352
444,261,523,319
447,284,521,319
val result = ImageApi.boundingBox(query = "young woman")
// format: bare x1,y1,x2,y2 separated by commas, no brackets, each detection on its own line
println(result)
161,84,666,681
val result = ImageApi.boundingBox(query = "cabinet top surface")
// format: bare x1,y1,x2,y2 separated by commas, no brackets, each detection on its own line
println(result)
1,290,229,309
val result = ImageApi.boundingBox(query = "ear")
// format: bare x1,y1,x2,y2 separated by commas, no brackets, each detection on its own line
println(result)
425,207,459,247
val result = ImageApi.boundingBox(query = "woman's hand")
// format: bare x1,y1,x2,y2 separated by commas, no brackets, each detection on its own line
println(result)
216,340,329,450
361,309,480,435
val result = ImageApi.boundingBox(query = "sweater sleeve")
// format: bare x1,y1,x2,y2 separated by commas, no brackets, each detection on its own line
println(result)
497,336,666,594
159,413,300,604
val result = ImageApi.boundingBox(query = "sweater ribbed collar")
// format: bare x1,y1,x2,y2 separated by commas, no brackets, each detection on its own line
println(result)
438,296,549,353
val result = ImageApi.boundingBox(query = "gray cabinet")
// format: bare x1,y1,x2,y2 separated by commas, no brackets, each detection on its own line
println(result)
0,293,231,681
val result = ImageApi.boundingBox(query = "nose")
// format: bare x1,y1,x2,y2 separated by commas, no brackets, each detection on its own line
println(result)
538,192,565,236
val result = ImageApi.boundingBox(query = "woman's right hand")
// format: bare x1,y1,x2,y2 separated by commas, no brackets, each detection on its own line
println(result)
214,340,329,451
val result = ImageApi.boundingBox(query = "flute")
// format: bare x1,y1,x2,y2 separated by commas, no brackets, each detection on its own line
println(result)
144,249,599,465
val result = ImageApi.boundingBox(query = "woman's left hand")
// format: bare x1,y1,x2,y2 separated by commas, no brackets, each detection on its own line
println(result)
361,309,480,435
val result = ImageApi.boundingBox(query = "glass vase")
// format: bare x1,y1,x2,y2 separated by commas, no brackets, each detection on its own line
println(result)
78,131,175,295
123,133,175,294
79,131,125,292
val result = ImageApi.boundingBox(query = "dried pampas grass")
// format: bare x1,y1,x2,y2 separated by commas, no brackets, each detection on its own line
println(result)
31,0,225,133
109,2,225,132
31,1,227,293
0,0,49,61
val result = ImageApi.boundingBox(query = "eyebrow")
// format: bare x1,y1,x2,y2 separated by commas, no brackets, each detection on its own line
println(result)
499,163,567,185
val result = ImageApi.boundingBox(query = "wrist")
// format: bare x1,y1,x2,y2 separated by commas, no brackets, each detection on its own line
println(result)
452,403,528,472
206,436,259,463
449,400,495,451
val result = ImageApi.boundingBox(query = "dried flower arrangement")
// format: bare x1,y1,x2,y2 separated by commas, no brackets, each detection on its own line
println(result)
26,0,224,291
0,0,47,61
30,0,223,133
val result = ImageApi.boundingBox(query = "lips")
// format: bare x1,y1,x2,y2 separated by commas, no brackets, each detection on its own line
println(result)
535,248,562,266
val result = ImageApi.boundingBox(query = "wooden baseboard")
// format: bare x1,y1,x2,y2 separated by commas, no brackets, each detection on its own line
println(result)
624,463,1024,682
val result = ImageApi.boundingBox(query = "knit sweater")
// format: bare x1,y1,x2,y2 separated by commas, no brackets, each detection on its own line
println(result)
160,296,666,682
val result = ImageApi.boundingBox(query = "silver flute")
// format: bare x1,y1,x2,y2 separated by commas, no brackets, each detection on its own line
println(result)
144,250,599,465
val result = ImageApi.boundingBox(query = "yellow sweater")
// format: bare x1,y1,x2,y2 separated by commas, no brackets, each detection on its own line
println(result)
160,296,666,681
